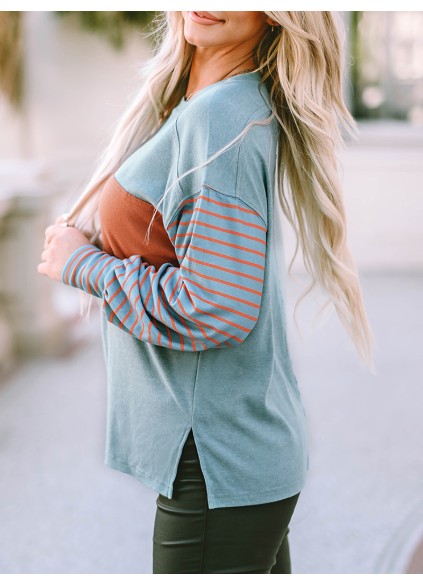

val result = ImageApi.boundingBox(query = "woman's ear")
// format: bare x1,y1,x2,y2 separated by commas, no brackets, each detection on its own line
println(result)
264,16,279,28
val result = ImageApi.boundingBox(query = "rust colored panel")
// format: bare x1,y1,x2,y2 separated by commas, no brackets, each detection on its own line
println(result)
99,175,179,268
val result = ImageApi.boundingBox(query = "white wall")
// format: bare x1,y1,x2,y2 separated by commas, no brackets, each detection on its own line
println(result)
0,97,26,157
1,12,151,172
341,126,423,272
283,123,423,274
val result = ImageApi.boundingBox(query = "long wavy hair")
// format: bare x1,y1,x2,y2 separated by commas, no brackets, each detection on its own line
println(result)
66,11,374,368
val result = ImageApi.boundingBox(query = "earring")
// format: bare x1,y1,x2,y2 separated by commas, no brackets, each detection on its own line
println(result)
271,25,275,33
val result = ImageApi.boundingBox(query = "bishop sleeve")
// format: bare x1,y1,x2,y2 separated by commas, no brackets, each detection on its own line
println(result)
62,187,267,351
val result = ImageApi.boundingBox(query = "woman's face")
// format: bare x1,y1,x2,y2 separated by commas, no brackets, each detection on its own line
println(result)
182,11,271,50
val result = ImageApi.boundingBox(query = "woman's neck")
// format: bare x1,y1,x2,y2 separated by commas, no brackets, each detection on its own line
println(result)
186,46,257,99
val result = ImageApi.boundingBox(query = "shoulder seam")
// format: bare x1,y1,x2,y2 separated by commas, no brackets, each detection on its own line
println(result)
171,102,272,229
165,185,267,231
203,185,268,227
234,107,274,225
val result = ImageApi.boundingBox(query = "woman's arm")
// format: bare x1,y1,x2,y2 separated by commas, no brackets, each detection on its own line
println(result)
42,187,267,352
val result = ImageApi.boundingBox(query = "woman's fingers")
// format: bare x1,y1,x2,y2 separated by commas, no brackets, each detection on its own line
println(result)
55,213,69,225
44,224,55,245
44,223,67,246
45,219,69,237
45,224,60,238
37,260,48,275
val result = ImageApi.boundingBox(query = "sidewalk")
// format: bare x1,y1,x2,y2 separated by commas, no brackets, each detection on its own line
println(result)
0,272,422,573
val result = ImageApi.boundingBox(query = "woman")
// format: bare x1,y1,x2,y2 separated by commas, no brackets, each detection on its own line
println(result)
38,11,373,574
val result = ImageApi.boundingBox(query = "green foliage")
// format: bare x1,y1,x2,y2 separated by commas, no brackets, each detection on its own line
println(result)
349,12,367,119
0,12,22,107
56,11,157,49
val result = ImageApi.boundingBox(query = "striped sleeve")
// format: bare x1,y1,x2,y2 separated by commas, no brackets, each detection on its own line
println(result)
62,187,267,351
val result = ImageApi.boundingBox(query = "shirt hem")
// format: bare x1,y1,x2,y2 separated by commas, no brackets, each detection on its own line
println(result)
105,452,307,509
206,481,306,509
105,454,173,498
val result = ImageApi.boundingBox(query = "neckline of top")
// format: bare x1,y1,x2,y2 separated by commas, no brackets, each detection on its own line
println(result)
175,71,262,111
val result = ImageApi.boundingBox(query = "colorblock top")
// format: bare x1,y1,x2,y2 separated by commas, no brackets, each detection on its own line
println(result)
62,72,309,508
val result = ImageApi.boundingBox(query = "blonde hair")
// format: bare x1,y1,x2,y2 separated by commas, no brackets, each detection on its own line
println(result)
67,11,374,368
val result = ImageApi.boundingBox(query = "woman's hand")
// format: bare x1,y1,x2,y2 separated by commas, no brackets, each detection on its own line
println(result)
38,216,91,282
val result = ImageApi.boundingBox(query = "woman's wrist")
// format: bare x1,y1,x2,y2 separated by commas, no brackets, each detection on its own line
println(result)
62,244,121,298
61,243,100,286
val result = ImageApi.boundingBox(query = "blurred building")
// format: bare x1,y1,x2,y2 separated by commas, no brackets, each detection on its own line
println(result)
0,12,151,376
0,11,422,375
350,12,423,123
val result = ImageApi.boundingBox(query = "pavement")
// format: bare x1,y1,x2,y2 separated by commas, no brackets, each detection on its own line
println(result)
0,271,422,574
